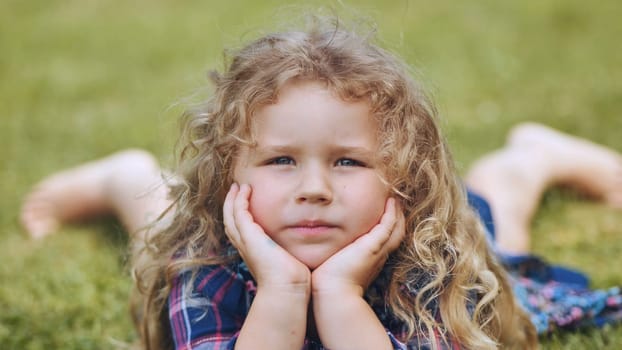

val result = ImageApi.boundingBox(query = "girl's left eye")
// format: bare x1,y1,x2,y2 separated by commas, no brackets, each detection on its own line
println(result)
336,158,363,167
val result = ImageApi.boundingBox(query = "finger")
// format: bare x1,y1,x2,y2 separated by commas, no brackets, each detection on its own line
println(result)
356,198,398,254
384,201,405,253
231,183,264,245
223,183,241,245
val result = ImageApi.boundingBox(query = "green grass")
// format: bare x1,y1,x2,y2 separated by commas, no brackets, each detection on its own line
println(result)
1,0,621,348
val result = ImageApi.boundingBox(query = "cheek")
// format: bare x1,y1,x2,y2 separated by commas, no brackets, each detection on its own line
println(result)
245,178,282,235
357,198,387,232
344,178,390,235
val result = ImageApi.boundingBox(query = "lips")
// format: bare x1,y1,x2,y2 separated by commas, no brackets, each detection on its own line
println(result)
292,219,335,227
287,220,338,236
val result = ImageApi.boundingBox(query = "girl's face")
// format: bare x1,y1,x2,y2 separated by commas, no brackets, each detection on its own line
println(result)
233,81,390,269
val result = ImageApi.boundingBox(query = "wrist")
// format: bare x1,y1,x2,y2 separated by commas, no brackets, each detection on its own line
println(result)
311,273,365,298
258,280,311,298
255,262,311,292
257,270,312,298
254,284,311,319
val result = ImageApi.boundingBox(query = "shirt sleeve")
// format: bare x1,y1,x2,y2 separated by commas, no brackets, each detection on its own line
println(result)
168,266,250,350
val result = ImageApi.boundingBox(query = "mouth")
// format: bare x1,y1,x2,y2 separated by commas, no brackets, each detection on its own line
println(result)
288,220,337,235
293,219,335,227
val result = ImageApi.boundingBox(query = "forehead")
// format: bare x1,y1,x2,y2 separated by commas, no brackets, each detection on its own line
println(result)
249,81,377,145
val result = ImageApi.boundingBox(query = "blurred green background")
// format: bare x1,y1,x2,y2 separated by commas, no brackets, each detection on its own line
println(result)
1,0,621,348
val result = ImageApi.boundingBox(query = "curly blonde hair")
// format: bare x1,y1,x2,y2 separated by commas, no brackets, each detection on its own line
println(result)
133,16,537,350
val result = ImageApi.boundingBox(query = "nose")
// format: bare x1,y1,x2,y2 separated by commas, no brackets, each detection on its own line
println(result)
296,165,333,205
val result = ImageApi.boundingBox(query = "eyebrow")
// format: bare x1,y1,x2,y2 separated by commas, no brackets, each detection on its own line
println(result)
253,144,377,157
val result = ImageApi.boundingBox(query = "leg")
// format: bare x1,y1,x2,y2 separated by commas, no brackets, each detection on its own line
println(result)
465,122,622,255
20,149,173,239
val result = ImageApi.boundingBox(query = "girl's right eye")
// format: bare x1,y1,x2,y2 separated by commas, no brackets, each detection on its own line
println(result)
268,156,295,166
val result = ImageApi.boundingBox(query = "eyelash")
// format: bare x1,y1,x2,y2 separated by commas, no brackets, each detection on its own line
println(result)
267,157,365,167
268,156,295,165
335,158,364,167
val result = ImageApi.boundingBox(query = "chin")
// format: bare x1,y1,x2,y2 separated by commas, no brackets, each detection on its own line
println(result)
297,253,332,271
300,259,322,270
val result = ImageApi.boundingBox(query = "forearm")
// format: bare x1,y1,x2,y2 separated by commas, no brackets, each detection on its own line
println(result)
313,289,393,350
235,285,310,350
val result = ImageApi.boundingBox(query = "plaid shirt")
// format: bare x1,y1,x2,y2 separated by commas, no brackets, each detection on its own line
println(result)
168,262,460,350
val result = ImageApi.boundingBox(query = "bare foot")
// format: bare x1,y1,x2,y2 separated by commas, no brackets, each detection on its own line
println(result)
466,146,548,254
507,122,622,209
466,122,622,254
20,150,163,239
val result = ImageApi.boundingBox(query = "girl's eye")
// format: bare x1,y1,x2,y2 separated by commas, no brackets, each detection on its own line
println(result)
269,156,295,165
336,158,363,167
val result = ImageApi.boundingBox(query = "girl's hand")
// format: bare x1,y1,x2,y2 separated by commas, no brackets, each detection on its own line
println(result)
311,198,405,296
225,183,310,350
310,198,404,349
223,183,310,291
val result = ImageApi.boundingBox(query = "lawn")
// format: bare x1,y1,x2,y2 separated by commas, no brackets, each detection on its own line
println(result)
1,0,621,348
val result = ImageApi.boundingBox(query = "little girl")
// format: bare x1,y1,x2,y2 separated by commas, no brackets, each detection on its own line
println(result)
137,21,536,349
20,18,622,350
